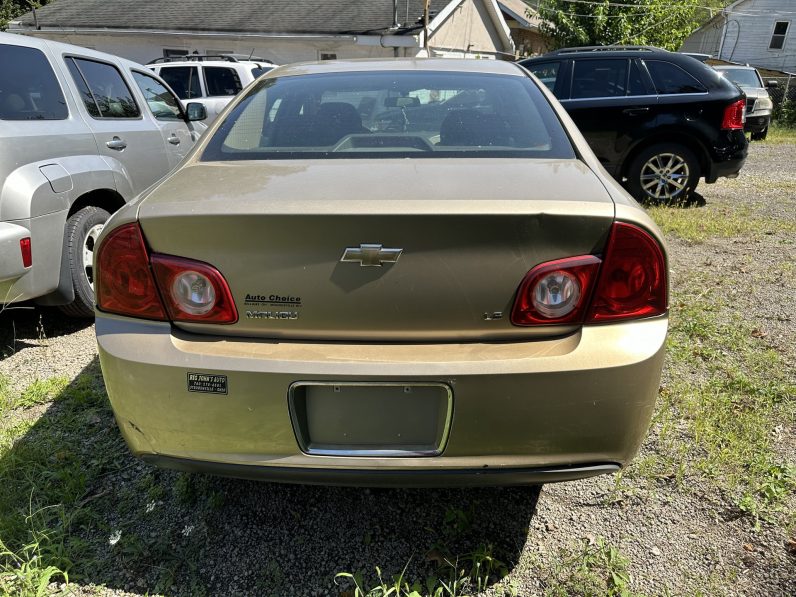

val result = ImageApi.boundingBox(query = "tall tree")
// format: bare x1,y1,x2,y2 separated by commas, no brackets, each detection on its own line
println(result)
1,1,48,31
531,0,728,52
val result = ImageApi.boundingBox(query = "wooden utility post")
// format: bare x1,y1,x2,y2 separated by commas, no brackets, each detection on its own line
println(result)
424,0,430,51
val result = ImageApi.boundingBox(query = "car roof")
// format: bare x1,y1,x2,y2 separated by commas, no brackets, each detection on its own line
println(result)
713,65,757,71
519,45,683,63
149,54,276,67
267,58,525,78
0,31,146,71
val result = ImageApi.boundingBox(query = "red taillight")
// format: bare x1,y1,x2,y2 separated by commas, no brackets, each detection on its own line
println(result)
587,223,667,322
721,99,746,130
96,223,167,320
510,223,667,326
511,255,601,325
96,223,238,324
151,255,237,324
20,238,32,268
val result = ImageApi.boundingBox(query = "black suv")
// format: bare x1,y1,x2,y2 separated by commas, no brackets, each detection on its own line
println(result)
519,47,748,202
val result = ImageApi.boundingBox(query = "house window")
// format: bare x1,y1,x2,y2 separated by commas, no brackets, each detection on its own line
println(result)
163,48,189,58
319,52,337,61
769,21,789,50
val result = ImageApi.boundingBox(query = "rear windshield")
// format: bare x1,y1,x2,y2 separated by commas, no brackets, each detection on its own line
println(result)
716,68,763,89
202,71,575,160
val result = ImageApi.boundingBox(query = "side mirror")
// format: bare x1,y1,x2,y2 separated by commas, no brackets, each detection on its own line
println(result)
185,102,207,121
766,79,779,88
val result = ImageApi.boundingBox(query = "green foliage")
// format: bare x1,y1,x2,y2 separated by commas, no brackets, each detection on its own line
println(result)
536,537,636,597
335,507,512,597
0,1,48,31
531,0,725,51
773,99,796,128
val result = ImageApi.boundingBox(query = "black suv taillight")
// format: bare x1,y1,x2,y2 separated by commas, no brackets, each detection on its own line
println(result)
721,99,746,130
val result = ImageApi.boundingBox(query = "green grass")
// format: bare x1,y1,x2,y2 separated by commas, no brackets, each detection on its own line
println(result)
0,366,221,596
529,537,638,597
334,506,515,597
0,372,109,595
646,203,795,242
627,270,796,528
761,124,796,145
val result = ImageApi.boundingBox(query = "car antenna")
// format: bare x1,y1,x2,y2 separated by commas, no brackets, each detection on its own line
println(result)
248,48,255,61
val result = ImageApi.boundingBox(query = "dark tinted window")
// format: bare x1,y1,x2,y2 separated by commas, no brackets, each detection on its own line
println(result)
67,58,140,118
628,60,649,95
523,61,560,93
646,60,706,94
160,66,201,99
251,66,274,79
0,44,67,120
203,71,575,161
204,66,243,96
770,21,789,50
132,71,183,121
572,59,628,99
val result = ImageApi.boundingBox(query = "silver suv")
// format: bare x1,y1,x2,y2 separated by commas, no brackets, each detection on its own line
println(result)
149,55,278,124
0,32,207,317
714,65,774,141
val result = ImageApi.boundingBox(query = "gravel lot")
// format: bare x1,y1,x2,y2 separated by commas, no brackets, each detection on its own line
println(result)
1,141,794,596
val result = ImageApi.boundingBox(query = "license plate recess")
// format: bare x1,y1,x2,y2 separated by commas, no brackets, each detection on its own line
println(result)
288,382,453,457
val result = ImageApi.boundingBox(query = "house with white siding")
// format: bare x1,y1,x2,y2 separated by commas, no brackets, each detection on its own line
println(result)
8,0,515,65
680,0,796,73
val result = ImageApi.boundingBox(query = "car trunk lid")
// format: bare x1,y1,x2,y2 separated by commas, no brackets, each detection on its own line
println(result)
137,158,615,341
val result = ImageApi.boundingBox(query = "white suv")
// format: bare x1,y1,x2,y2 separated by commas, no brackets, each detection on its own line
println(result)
149,55,278,124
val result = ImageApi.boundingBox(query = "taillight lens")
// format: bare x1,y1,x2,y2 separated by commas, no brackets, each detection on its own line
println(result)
20,238,32,268
151,255,237,324
721,99,746,130
587,223,667,322
96,223,167,320
510,223,667,326
511,256,601,325
96,223,237,324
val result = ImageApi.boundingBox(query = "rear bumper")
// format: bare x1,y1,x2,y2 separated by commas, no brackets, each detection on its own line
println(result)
706,130,748,183
744,113,771,133
0,211,65,304
142,455,619,487
96,314,668,486
0,221,30,284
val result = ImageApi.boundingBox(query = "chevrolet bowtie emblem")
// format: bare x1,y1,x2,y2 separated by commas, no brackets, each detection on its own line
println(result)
340,244,403,267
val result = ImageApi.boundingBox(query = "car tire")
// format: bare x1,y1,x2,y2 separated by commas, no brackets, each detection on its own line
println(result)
58,206,110,318
626,143,700,204
751,127,768,141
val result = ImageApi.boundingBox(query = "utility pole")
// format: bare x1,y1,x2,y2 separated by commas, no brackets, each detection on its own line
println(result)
424,0,430,51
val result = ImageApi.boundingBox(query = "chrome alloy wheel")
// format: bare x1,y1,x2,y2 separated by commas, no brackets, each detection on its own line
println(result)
83,223,104,289
639,152,690,201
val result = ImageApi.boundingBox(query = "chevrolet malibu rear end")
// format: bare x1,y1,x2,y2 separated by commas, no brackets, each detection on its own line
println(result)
95,59,668,486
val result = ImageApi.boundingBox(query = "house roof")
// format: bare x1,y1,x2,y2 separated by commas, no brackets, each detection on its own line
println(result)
13,0,452,35
498,0,542,30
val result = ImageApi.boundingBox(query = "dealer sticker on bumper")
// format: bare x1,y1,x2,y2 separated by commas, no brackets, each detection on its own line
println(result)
187,373,228,395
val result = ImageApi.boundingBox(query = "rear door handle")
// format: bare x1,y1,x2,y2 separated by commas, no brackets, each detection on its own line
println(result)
167,135,181,145
105,136,127,150
622,107,650,116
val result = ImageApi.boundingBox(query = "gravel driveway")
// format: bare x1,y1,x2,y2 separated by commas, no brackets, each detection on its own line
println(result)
1,141,793,596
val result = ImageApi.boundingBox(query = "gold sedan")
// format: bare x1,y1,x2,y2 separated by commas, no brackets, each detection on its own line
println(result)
94,58,668,486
